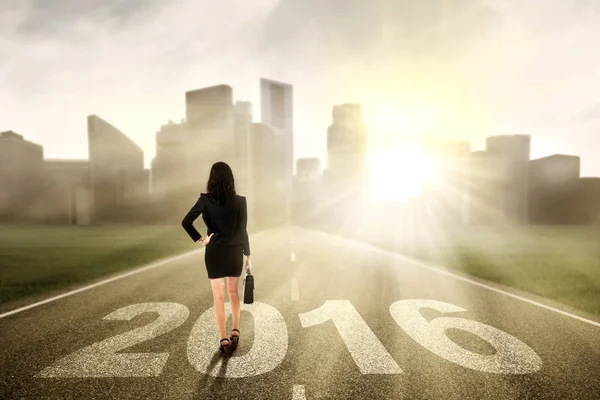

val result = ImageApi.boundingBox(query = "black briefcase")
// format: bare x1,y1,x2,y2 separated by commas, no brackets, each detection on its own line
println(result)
243,269,254,304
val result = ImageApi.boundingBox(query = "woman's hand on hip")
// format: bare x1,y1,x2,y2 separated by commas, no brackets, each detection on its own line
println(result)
200,233,214,246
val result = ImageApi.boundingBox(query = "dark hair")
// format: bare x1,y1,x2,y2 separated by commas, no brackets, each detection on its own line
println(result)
206,162,236,205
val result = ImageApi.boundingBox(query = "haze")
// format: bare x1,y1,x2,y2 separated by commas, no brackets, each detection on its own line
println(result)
2,0,600,177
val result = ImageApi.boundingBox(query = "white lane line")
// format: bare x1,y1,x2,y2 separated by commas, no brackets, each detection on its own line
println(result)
368,245,600,329
292,384,306,400
291,277,299,301
290,251,296,262
0,249,204,319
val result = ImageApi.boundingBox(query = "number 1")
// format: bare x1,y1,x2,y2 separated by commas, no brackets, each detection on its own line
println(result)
299,300,402,374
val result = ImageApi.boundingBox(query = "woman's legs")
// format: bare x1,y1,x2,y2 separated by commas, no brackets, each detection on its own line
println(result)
226,276,241,334
209,278,227,340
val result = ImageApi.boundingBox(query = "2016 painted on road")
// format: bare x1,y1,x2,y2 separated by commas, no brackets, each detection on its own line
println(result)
37,299,542,378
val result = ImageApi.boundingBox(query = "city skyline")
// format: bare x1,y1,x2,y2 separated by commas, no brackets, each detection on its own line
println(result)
2,0,600,177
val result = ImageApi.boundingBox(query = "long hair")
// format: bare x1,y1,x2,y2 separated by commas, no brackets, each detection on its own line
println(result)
206,162,236,205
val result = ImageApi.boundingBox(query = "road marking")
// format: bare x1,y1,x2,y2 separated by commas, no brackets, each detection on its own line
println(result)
188,302,288,377
38,302,190,378
292,385,306,399
290,251,296,262
390,299,542,374
291,277,299,301
367,244,600,329
0,249,204,319
299,300,403,374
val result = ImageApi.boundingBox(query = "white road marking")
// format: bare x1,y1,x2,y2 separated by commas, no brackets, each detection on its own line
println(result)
316,235,600,329
292,384,306,399
299,300,403,374
291,277,299,301
290,251,296,262
0,249,203,319
390,299,542,374
187,302,288,377
38,302,190,378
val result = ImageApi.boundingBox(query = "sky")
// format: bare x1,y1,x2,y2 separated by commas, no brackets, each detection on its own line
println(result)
1,0,600,176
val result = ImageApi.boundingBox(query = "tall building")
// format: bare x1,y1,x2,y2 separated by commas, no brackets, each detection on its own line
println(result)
324,103,369,211
0,131,46,222
420,138,470,225
260,78,293,224
529,154,580,224
467,150,509,225
250,122,286,228
88,115,146,222
484,135,531,224
152,120,188,198
293,158,322,224
43,160,92,225
185,85,236,201
233,101,253,196
576,177,600,224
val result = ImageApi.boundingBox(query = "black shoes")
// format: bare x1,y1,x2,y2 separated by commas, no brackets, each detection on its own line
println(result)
230,329,240,347
219,338,230,355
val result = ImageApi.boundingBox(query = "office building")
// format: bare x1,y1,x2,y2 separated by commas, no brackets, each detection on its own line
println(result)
260,78,294,224
484,135,531,224
293,158,322,223
152,120,188,199
251,122,286,228
233,101,253,197
43,160,92,225
88,115,146,222
324,103,369,196
0,131,46,222
575,177,600,224
529,154,580,224
185,85,236,200
420,137,470,225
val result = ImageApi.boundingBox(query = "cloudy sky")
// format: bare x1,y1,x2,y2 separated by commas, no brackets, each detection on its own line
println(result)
1,0,600,176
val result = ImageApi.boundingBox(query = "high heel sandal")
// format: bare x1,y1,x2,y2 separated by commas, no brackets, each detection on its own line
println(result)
219,338,230,355
230,329,240,347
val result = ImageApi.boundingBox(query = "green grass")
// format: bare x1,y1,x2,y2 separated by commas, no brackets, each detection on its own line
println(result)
0,224,203,305
363,225,600,317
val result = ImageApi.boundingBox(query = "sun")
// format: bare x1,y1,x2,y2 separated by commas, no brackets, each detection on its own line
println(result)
368,147,435,202
364,102,438,202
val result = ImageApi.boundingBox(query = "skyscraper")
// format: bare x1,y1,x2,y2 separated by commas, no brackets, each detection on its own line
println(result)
485,135,531,224
88,115,145,222
185,85,236,195
250,122,286,228
293,158,322,224
0,131,46,222
260,78,293,224
325,103,369,201
420,138,470,225
529,154,580,224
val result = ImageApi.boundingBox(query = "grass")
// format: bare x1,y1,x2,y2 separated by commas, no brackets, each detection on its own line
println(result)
0,224,204,305
359,225,600,317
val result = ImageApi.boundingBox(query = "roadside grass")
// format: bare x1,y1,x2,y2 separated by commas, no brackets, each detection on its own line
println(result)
364,225,600,317
0,224,202,305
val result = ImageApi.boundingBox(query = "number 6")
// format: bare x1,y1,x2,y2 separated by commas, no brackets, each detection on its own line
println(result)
390,299,542,374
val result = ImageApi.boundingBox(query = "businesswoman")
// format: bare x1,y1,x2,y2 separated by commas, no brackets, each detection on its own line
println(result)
181,161,252,356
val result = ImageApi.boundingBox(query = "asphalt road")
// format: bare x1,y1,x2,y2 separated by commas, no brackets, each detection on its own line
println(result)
1,225,599,399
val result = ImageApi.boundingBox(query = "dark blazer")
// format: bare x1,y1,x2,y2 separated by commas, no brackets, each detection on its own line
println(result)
181,193,251,256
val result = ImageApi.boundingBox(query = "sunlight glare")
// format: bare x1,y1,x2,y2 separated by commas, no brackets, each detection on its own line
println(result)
368,147,432,201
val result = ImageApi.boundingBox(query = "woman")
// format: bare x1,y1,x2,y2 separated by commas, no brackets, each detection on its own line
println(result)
181,161,252,356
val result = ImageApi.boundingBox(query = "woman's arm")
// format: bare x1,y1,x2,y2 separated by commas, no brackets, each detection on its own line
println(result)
181,194,206,242
239,196,251,256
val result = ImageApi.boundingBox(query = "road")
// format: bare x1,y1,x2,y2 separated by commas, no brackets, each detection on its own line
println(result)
1,226,599,399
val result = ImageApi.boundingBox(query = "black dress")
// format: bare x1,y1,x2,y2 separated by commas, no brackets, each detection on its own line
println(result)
181,193,251,279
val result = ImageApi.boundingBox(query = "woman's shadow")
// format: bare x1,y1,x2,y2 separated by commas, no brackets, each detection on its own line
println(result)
193,343,238,396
